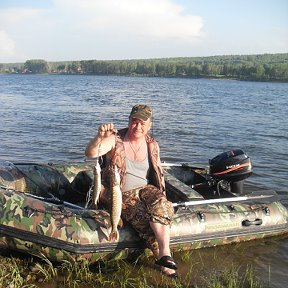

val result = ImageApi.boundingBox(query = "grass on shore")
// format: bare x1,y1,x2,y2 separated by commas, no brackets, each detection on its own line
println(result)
0,248,263,288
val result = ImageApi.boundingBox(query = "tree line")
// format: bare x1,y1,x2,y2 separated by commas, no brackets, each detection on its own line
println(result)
1,53,288,82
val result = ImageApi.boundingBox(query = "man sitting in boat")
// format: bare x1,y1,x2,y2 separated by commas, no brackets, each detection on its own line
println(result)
85,104,177,278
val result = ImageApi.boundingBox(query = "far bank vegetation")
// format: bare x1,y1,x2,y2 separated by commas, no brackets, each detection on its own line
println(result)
1,53,288,82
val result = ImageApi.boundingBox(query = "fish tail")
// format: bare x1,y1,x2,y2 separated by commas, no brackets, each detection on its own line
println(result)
109,164,122,241
109,229,119,241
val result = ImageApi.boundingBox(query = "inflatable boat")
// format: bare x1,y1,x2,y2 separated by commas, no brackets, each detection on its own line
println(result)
0,149,287,263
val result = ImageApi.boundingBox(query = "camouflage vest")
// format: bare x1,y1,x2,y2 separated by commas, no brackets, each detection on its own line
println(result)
102,128,165,193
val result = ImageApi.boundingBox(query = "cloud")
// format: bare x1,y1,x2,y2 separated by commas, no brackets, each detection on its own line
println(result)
0,7,44,27
0,0,287,62
0,8,49,62
54,0,204,40
0,30,15,57
0,0,204,62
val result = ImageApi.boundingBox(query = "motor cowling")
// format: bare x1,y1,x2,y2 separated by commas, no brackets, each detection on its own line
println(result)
209,149,253,194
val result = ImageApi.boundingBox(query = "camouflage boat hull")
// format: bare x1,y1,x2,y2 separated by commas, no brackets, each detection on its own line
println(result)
0,160,288,263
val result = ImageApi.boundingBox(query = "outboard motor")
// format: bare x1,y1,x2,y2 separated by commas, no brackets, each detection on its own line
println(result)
209,149,253,194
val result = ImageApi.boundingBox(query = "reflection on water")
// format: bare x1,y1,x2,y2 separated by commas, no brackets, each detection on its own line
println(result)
175,236,288,287
0,74,287,286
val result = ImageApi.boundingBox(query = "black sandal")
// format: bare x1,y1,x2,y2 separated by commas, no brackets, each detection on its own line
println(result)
165,272,178,279
155,255,178,270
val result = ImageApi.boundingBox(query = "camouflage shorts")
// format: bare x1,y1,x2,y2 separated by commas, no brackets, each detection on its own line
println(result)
122,184,174,251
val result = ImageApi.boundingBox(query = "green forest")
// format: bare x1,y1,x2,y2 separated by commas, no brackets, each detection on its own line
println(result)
1,53,288,82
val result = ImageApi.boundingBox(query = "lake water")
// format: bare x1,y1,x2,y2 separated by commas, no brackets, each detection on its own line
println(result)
0,74,287,287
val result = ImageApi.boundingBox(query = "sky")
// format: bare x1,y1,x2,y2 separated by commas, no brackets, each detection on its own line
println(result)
0,0,287,63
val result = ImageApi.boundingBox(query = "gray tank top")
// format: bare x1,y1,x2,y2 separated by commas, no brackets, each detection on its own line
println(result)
122,155,149,192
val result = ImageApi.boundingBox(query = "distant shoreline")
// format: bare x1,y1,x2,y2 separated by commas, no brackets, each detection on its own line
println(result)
1,53,287,82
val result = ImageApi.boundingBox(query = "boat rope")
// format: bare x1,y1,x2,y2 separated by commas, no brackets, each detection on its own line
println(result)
0,186,108,221
19,204,110,228
174,204,269,217
1,183,272,218
22,205,74,216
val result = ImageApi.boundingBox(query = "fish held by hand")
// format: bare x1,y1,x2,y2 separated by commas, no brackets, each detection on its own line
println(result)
92,159,102,209
109,165,122,241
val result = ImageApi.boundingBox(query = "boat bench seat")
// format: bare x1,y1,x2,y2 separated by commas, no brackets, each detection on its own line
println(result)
164,171,204,201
